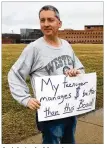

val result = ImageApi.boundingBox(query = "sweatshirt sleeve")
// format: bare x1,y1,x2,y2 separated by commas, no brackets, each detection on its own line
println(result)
8,42,37,107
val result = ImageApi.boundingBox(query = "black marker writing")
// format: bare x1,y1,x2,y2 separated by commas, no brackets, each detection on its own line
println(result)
63,76,88,88
77,98,94,111
44,107,60,118
40,93,71,105
58,93,71,104
63,103,74,114
75,86,80,99
77,108,92,111
41,78,59,96
82,88,96,97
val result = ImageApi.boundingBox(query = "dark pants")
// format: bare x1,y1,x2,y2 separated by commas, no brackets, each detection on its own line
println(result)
36,114,77,144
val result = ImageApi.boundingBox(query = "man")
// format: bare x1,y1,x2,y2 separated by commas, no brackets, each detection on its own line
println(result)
8,5,85,144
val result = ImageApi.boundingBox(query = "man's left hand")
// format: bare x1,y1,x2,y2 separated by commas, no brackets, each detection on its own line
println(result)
65,68,81,77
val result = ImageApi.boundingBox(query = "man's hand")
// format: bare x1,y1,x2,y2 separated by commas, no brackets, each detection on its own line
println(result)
27,98,41,110
65,68,81,77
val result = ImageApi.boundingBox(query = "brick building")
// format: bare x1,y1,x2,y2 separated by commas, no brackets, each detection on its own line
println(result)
2,25,103,44
2,34,21,44
58,25,103,44
20,25,103,44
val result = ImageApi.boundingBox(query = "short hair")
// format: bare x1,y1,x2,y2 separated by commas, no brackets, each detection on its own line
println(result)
39,5,60,21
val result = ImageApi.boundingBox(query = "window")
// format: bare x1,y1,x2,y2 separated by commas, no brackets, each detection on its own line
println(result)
87,26,91,29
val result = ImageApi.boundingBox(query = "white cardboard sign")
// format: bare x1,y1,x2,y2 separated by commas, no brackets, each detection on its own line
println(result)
34,73,97,122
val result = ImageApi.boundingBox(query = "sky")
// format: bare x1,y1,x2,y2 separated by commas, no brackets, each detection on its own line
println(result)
1,1,104,34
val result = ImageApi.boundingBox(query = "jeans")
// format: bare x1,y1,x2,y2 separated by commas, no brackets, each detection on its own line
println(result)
36,113,77,144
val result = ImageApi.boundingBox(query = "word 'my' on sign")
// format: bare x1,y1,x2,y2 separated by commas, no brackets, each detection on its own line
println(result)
34,73,97,122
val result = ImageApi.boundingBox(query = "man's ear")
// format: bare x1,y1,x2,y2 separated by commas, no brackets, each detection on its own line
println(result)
59,21,62,28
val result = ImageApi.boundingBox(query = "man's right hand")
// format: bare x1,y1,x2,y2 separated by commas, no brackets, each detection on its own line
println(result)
27,98,41,110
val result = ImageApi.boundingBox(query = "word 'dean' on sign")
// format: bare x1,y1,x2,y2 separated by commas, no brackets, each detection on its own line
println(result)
34,73,97,122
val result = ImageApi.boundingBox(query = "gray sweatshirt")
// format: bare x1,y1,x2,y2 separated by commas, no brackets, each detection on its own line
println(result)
8,37,84,107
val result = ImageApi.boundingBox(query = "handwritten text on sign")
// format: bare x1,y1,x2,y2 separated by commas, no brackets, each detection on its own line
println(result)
35,73,97,122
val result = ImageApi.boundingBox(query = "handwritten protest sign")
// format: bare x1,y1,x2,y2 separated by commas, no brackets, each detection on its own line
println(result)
34,73,97,122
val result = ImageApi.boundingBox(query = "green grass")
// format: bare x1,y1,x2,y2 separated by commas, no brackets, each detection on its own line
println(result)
2,44,103,144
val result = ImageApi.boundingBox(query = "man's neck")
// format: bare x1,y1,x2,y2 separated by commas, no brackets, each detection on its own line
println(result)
44,36,61,47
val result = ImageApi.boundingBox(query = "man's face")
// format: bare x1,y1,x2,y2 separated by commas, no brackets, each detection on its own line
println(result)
39,10,62,37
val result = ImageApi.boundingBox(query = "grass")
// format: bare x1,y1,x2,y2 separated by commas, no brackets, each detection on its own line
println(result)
2,44,103,144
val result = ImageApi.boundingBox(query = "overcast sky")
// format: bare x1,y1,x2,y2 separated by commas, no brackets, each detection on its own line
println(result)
2,1,103,34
